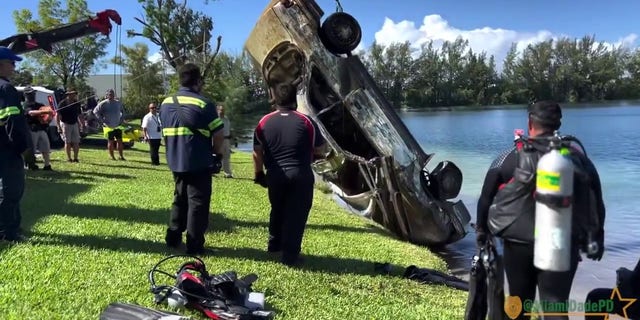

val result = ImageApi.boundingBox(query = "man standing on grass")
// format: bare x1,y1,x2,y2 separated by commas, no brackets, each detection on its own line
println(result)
94,89,126,161
160,63,225,255
217,105,233,178
0,46,29,242
57,89,84,162
23,86,53,170
142,102,162,166
253,79,328,267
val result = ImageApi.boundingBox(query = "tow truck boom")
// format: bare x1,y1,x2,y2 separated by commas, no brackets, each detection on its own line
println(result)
0,9,122,55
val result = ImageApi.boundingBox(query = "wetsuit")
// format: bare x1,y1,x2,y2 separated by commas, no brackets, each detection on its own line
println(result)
253,108,325,266
0,77,29,241
585,258,640,319
477,143,580,320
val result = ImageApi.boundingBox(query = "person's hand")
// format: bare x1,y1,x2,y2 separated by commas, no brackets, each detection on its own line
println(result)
586,229,605,261
210,154,222,174
254,171,268,188
476,230,488,247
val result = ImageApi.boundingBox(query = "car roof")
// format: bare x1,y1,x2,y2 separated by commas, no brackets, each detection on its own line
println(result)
15,86,56,94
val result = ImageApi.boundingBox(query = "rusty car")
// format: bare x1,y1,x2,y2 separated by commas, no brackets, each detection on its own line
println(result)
243,0,471,246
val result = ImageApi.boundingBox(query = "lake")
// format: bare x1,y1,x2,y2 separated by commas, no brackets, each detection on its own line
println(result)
238,101,640,306
401,101,640,304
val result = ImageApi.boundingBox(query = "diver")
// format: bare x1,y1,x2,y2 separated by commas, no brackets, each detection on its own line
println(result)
584,258,640,319
475,101,606,320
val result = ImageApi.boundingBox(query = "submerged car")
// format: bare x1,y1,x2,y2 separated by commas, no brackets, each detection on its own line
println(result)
244,0,471,246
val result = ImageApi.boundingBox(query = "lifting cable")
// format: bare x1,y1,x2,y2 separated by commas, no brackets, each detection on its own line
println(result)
54,40,210,113
335,0,343,12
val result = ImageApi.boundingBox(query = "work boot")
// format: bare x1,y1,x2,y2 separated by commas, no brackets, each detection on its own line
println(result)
165,229,182,248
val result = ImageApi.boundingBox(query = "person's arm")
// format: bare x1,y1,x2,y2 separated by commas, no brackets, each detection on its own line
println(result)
141,115,149,140
0,85,29,154
584,156,606,261
253,128,264,173
93,100,104,120
205,102,224,155
476,148,515,235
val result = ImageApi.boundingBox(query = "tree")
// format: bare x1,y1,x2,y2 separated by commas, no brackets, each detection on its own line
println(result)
12,0,111,89
112,42,165,118
127,0,222,78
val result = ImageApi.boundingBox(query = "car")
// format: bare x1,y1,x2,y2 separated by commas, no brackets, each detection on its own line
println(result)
243,0,471,246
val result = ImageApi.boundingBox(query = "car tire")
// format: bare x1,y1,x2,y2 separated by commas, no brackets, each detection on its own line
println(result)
320,12,362,55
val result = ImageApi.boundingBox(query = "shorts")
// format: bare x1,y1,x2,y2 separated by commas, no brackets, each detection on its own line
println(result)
107,129,123,141
61,123,81,144
31,130,50,153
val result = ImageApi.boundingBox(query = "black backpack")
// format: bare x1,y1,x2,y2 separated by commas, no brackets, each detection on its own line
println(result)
487,134,602,252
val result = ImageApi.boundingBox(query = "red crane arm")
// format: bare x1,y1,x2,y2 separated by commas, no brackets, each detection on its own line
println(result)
0,9,122,55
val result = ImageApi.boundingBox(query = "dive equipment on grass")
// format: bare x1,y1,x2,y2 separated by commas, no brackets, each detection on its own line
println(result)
533,132,574,272
148,255,275,320
99,302,190,320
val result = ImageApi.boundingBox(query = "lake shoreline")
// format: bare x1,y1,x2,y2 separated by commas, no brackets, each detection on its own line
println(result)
400,99,640,113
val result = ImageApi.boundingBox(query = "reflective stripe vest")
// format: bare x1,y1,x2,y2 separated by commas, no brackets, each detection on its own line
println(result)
159,90,224,173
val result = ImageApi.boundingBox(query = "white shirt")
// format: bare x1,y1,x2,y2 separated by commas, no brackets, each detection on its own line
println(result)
142,112,162,139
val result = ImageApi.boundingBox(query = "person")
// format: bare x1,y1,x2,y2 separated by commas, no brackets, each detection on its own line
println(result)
475,101,606,320
93,89,126,160
217,105,233,178
23,86,53,170
56,89,83,162
584,258,640,319
0,46,29,242
159,63,225,255
141,102,162,166
252,81,327,267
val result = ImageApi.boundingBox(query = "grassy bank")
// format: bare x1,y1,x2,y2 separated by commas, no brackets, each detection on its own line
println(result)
0,143,467,319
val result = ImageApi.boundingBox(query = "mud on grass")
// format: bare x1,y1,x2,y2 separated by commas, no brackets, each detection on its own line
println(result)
0,144,467,319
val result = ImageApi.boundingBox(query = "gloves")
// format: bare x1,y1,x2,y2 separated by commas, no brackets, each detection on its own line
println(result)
210,153,223,174
476,230,488,247
254,171,268,188
586,229,605,261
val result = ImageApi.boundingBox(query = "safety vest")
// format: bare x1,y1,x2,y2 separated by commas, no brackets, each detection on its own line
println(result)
159,91,224,173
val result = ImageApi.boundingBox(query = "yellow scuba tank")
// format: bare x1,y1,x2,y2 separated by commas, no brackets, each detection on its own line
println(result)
533,132,575,272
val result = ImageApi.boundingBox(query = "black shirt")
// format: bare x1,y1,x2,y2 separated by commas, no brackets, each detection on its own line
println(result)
253,109,325,171
57,99,82,125
0,77,29,154
23,101,48,131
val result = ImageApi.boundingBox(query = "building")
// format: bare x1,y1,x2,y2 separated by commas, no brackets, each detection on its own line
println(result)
86,74,129,98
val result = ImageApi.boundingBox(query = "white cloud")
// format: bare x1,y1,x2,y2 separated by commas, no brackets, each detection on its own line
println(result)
371,14,639,71
148,51,164,64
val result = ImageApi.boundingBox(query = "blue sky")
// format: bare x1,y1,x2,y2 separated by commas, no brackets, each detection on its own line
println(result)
1,0,639,74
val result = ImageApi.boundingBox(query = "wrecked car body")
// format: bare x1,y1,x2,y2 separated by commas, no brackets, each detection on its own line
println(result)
244,0,471,246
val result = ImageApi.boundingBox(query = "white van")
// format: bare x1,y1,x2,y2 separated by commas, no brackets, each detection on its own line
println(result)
16,85,65,148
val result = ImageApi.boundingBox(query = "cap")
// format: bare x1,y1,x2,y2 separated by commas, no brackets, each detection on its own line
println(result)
527,100,562,128
23,86,34,94
0,46,23,62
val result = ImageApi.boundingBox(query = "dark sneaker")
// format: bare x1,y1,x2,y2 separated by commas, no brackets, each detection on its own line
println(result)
28,164,39,170
72,159,79,163
43,165,53,171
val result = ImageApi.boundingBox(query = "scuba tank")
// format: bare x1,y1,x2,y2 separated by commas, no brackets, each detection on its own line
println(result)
533,132,575,272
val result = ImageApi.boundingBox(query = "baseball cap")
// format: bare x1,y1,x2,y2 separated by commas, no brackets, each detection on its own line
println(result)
527,100,562,128
0,46,23,62
23,86,34,94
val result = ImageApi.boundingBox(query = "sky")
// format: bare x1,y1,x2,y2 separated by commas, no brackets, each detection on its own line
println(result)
1,0,639,75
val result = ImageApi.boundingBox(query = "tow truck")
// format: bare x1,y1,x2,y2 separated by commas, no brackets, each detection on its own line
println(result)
0,9,134,148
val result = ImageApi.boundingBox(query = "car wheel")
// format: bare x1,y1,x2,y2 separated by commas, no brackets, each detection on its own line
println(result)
320,12,362,55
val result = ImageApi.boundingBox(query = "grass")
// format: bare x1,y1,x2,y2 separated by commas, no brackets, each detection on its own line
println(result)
0,142,468,319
